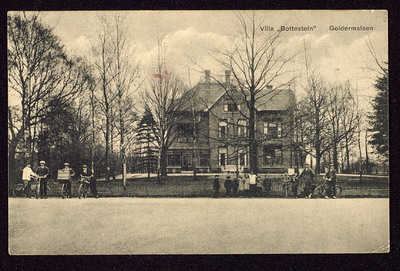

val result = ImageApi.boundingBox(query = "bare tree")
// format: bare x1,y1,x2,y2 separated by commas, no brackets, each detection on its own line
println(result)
110,13,140,187
325,82,359,171
206,11,297,173
91,15,117,181
143,42,192,178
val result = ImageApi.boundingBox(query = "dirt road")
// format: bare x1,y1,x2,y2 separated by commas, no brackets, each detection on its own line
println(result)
8,197,389,254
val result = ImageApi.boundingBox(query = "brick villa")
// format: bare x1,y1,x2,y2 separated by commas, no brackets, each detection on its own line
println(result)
166,70,297,173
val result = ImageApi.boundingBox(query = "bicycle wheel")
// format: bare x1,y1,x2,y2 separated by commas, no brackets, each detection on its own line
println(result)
287,187,294,198
78,183,88,199
61,183,66,198
12,184,24,197
335,186,342,198
284,186,290,198
295,187,302,198
46,186,51,197
313,186,323,198
78,183,83,198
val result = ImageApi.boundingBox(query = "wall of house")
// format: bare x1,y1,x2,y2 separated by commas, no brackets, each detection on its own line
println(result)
208,90,250,172
167,111,210,172
256,110,295,173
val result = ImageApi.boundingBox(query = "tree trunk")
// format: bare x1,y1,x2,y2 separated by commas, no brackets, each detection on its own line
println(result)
358,129,363,181
160,145,168,177
105,110,110,182
345,135,351,173
315,113,321,174
249,92,258,174
147,133,151,180
365,130,370,175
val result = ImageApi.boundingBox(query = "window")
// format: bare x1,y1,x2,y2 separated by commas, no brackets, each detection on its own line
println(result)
238,119,247,137
177,123,193,142
188,155,192,167
275,148,283,165
223,99,241,112
177,137,188,143
174,154,181,166
228,151,236,165
168,154,181,167
219,147,227,167
219,120,227,139
168,155,174,166
263,145,283,166
239,153,246,166
263,121,282,138
200,153,209,167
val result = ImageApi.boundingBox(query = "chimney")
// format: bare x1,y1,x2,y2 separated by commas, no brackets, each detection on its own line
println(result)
225,70,231,85
205,70,210,90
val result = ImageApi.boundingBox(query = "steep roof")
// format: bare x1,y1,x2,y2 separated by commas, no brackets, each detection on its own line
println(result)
185,81,295,112
185,82,227,111
255,88,296,111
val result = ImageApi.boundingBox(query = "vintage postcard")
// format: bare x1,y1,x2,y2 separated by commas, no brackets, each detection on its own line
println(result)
8,10,388,254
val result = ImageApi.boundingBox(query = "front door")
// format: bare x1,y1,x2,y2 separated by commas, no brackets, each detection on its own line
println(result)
182,155,188,170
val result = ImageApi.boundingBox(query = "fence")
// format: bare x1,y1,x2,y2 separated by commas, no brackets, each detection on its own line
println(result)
10,174,388,198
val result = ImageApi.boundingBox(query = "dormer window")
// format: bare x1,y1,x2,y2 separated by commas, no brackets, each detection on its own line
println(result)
223,99,241,112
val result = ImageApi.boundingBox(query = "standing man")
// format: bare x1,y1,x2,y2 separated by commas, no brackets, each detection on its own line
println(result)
213,175,220,198
224,176,232,197
60,163,75,199
325,163,337,199
256,176,263,197
81,165,98,199
36,161,50,199
249,170,257,197
298,163,315,198
238,175,244,197
232,177,239,197
263,174,272,198
244,174,250,197
22,163,36,198
291,173,299,198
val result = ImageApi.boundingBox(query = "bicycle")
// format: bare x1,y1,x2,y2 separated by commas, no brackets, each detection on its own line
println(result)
313,178,342,198
12,177,51,198
282,180,302,198
78,176,91,199
60,181,73,198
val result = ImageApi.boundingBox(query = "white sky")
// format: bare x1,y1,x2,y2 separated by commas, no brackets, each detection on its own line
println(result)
9,10,387,115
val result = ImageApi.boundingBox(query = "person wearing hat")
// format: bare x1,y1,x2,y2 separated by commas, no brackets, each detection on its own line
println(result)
298,163,315,199
80,165,98,199
213,175,220,198
60,163,75,199
36,160,50,199
325,163,337,199
224,175,232,197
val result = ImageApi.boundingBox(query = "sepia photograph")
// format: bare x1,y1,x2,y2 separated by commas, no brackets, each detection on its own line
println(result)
8,10,388,254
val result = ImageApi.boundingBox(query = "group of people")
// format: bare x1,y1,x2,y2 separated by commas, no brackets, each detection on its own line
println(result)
21,161,98,199
212,162,338,199
213,171,272,198
22,161,50,199
283,162,337,199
